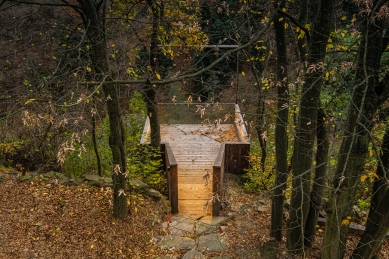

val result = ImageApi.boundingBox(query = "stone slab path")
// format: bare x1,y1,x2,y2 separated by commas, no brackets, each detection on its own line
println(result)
155,215,229,258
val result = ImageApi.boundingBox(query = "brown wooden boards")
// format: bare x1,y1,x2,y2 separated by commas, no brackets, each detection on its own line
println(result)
160,124,241,218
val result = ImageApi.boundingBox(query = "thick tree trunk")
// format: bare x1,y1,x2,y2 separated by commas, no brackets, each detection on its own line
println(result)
351,126,389,259
287,0,335,252
270,0,289,242
321,9,385,258
304,108,328,247
78,0,127,218
351,190,389,259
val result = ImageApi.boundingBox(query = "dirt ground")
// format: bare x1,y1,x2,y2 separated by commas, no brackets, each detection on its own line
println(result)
0,169,388,259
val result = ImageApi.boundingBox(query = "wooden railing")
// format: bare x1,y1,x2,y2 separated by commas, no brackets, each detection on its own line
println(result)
212,143,225,216
234,104,249,143
160,142,178,214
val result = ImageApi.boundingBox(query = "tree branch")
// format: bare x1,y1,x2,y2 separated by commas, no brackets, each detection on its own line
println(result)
276,9,310,45
12,0,82,11
86,12,276,85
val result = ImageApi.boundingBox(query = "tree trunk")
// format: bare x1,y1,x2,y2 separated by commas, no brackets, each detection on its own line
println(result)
351,126,389,259
91,99,102,177
145,86,161,147
304,108,328,247
78,0,127,218
252,64,266,173
270,0,289,242
321,8,385,258
287,0,335,252
351,190,389,259
145,0,162,148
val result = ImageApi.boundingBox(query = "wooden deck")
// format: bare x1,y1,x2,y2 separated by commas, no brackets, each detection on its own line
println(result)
161,124,238,218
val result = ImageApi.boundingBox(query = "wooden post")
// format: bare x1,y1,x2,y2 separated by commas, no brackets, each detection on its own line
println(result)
213,143,225,216
170,164,178,213
165,143,178,214
212,166,222,216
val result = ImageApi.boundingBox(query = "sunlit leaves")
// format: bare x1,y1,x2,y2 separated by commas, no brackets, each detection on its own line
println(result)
341,216,351,225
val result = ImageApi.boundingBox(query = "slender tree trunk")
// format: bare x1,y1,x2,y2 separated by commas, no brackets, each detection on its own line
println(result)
252,65,266,173
351,126,389,259
145,0,162,148
91,99,102,176
78,0,127,218
297,0,308,61
304,108,328,247
145,86,161,147
271,0,289,242
287,0,335,252
321,8,385,258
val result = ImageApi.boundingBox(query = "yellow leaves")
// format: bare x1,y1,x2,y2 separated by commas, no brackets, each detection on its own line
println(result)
155,73,161,80
91,244,94,249
342,216,352,225
296,27,300,32
284,23,289,29
86,67,92,72
361,171,379,183
325,72,329,80
241,71,245,76
326,44,334,50
341,16,347,21
370,171,379,179
351,16,356,23
282,8,286,12
298,30,305,40
279,17,284,22
134,207,138,213
24,99,35,105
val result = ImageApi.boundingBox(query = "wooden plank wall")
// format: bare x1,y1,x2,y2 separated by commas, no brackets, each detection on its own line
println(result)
224,143,250,175
160,142,178,213
212,143,225,216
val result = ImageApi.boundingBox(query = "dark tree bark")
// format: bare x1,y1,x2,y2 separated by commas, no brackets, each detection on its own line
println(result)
351,190,389,259
351,126,389,259
322,4,388,257
287,0,335,252
304,107,328,247
78,0,127,218
270,0,289,242
91,99,102,177
251,64,266,173
145,0,162,148
296,0,308,61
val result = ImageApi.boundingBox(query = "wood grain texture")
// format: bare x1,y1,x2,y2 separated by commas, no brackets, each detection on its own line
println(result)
160,124,237,217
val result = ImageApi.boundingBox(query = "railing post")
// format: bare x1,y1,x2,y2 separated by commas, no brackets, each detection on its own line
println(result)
212,165,222,216
213,143,225,217
170,164,178,213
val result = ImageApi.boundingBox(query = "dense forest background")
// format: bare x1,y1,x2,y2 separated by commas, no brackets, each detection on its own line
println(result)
1,0,389,258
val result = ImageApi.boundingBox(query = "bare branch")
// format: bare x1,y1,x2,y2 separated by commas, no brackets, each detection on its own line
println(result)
11,0,82,10
276,9,311,45
86,12,276,86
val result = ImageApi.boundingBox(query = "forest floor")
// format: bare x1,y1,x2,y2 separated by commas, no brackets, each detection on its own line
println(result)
0,168,388,259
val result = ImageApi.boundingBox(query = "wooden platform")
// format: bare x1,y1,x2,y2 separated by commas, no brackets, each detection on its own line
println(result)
161,124,238,218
